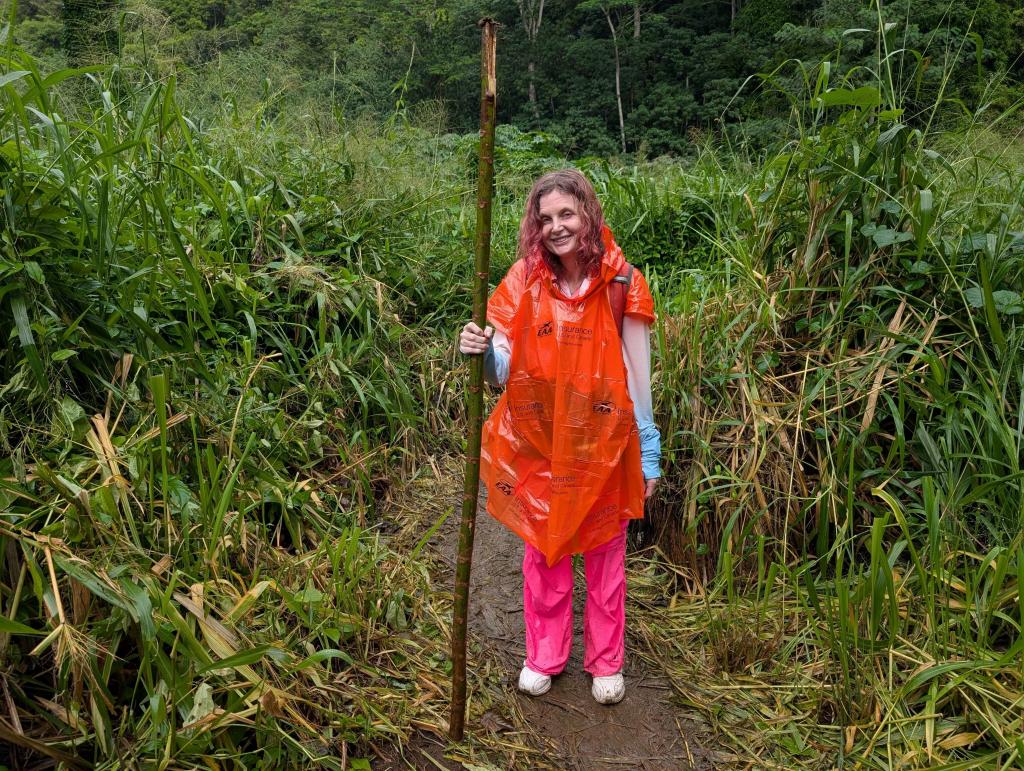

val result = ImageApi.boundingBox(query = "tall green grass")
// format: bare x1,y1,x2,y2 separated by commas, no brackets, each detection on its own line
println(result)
0,36,489,766
632,28,1024,767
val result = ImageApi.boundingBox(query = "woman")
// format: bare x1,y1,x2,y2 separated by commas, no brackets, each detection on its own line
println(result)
458,169,660,705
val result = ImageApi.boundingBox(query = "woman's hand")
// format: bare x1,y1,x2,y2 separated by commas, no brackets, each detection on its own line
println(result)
459,321,494,355
644,478,658,500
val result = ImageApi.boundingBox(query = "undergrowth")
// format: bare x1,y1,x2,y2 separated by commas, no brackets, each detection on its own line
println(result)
0,37,499,767
636,47,1024,770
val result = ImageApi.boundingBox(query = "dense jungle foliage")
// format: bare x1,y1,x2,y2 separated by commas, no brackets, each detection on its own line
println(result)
1,0,1023,768
10,0,1024,155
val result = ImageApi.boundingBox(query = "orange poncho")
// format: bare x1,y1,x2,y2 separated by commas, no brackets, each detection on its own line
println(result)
480,228,655,566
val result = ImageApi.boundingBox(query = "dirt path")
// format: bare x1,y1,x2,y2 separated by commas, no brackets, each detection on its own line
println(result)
390,463,714,771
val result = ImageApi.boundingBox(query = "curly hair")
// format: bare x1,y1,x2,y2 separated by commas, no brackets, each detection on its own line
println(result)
517,169,605,279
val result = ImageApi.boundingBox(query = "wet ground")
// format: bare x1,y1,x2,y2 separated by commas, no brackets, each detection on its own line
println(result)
384,478,713,771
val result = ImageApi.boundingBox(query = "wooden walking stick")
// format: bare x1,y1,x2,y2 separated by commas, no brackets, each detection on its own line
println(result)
450,17,497,743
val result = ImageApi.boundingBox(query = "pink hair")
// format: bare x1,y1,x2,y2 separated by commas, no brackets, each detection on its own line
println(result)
517,169,605,279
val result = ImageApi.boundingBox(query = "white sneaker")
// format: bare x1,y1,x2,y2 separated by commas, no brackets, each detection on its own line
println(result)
517,665,552,696
591,673,625,704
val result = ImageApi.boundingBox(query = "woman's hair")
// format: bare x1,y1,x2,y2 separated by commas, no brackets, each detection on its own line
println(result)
517,169,605,278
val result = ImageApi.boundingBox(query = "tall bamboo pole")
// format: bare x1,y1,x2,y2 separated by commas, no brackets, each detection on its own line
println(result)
450,18,497,743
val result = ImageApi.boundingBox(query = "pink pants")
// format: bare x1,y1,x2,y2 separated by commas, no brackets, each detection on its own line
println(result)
522,524,627,677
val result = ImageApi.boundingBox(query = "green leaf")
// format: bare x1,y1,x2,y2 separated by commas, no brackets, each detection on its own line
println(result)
10,293,46,387
152,194,215,334
0,616,45,635
32,65,106,93
121,579,156,640
53,555,128,610
292,586,324,605
198,644,276,673
289,648,356,671
991,290,1023,315
50,349,77,362
166,475,200,521
0,70,30,88
863,225,912,248
59,397,85,426
959,233,991,253
23,261,44,284
816,86,880,108
877,123,906,145
962,286,987,307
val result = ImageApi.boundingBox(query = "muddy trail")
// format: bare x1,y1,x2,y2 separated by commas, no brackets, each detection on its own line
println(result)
386,461,715,770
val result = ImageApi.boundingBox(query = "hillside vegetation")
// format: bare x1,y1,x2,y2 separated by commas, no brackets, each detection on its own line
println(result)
11,0,1024,155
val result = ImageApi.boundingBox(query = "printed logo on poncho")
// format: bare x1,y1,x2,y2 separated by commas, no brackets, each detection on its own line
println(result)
537,321,553,337
557,323,593,345
592,399,633,424
551,474,577,491
495,480,514,496
511,401,544,418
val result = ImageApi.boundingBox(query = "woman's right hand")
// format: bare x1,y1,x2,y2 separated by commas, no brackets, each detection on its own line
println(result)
459,321,494,355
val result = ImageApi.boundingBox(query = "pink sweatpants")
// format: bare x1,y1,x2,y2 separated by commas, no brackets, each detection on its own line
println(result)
522,524,627,677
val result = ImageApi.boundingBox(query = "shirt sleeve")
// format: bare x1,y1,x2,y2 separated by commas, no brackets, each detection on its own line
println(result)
483,328,511,387
621,315,661,479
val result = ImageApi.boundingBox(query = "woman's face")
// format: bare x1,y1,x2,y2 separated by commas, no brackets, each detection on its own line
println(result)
538,190,582,262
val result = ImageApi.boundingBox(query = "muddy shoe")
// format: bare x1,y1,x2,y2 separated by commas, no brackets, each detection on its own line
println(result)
591,673,625,704
517,665,552,696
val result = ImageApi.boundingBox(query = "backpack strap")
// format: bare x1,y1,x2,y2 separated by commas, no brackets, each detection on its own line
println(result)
608,263,633,337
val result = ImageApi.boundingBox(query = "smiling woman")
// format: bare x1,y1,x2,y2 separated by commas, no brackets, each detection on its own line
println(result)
539,191,582,266
522,170,607,283
457,168,660,707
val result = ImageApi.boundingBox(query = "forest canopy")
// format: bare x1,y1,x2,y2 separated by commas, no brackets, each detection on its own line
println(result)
12,0,1024,156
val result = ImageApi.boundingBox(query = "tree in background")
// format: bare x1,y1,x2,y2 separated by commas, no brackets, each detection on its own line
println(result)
579,0,633,153
516,0,545,120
